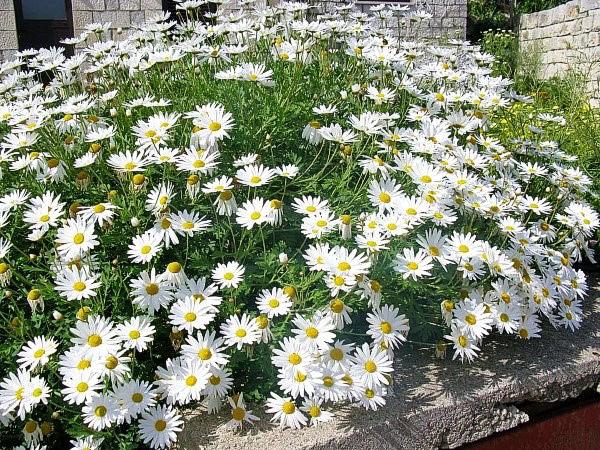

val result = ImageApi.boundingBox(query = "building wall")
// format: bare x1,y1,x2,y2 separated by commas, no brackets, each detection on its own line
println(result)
0,0,467,61
0,1,17,60
72,0,163,41
520,0,600,106
316,0,467,39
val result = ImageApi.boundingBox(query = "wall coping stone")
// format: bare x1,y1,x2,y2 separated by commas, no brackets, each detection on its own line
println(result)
178,274,600,449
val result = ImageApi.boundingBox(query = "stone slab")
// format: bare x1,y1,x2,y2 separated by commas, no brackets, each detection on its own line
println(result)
178,274,600,449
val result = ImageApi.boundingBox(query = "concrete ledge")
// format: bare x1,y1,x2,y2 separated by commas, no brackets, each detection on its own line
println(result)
179,274,600,449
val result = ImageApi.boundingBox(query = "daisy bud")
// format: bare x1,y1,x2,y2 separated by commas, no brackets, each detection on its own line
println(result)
40,421,53,436
351,83,360,93
76,306,92,321
278,253,288,265
110,107,117,117
10,317,20,329
194,67,201,74
51,411,60,419
170,327,183,350
340,214,352,239
131,217,140,227
283,285,296,300
435,341,447,359
4,289,12,298
69,202,80,217
52,310,63,321
27,288,44,313
29,253,37,262
125,108,132,117
108,190,118,200
116,27,123,34
340,90,348,99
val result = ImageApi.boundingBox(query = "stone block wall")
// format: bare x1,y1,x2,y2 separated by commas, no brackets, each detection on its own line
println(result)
520,0,600,106
0,0,17,60
0,0,466,61
73,0,163,41
315,0,467,39
0,0,163,60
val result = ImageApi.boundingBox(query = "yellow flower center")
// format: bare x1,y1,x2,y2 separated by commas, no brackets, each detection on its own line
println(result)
364,360,377,373
232,407,246,421
129,330,141,339
305,326,319,338
223,272,234,280
337,261,351,271
250,211,261,220
146,283,159,295
330,348,343,361
76,382,89,393
34,349,45,358
208,122,221,132
465,313,477,325
95,405,107,417
105,355,118,369
140,245,152,255
380,321,392,334
458,244,469,253
77,359,91,370
407,262,419,271
499,313,509,322
309,406,321,417
154,419,167,432
186,375,197,387
198,348,212,360
73,281,86,292
457,335,468,348
167,262,181,273
330,299,344,314
268,298,280,308
94,204,106,213
73,233,85,244
288,353,302,365
235,328,247,338
209,375,221,385
25,420,37,433
519,328,529,339
184,312,197,322
282,401,295,414
379,192,391,203
132,393,143,403
87,334,102,347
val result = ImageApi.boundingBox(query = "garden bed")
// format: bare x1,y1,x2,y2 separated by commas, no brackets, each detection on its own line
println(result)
179,274,600,449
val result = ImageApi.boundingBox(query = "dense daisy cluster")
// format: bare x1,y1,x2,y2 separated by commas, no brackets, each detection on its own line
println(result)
0,0,598,448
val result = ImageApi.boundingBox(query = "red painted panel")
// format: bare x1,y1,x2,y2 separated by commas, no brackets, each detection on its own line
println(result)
466,402,600,450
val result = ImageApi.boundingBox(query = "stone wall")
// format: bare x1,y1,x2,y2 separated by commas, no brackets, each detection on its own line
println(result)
72,0,163,41
0,0,163,60
315,0,467,39
0,0,467,61
520,0,600,106
0,0,17,60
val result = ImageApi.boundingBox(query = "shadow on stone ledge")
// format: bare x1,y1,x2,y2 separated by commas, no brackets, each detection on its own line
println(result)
177,275,600,450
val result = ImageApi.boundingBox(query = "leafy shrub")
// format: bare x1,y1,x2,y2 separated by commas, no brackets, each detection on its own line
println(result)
0,1,598,449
